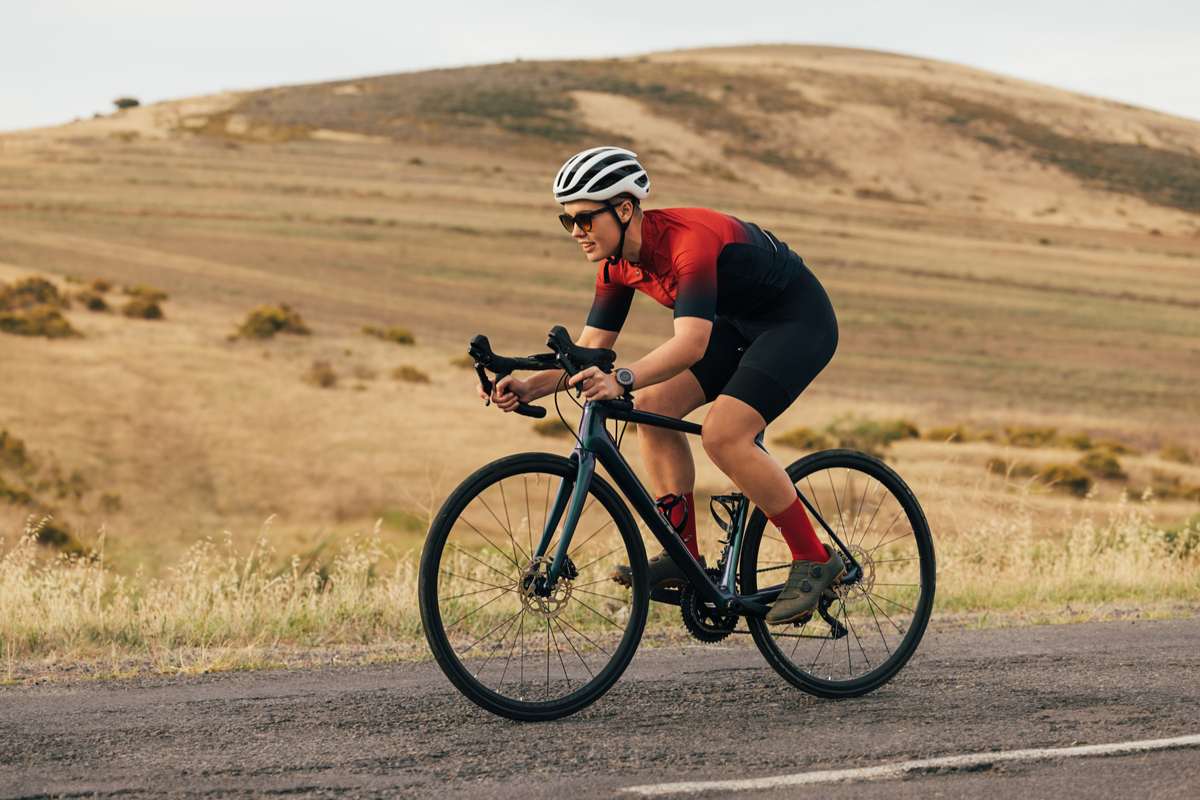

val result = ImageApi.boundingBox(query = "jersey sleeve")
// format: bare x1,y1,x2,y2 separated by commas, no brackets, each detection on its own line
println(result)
670,243,719,323
585,281,635,332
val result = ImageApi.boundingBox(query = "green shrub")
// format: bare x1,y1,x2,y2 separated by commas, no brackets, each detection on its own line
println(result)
89,278,113,293
1093,438,1141,456
0,429,29,469
924,424,968,443
0,277,69,311
0,305,82,338
304,361,337,388
985,457,1035,478
121,297,163,320
76,291,109,312
34,520,86,555
353,364,378,380
99,492,123,513
235,304,310,339
924,424,996,443
123,284,168,302
113,97,140,110
0,475,32,505
1079,451,1127,480
772,426,830,451
1060,432,1092,450
1160,444,1194,465
451,354,477,369
362,325,415,345
391,365,430,383
820,416,920,457
1006,426,1058,448
1150,471,1200,502
1036,463,1092,497
533,419,573,438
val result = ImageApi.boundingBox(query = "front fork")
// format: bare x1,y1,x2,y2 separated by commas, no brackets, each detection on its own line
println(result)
529,452,594,594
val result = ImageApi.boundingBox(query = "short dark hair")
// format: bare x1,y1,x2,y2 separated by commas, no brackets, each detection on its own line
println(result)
612,192,641,209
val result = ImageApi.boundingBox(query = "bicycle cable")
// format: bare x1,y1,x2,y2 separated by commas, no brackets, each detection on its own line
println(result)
552,371,629,453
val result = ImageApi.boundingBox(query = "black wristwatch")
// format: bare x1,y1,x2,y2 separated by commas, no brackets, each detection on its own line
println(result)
614,367,635,396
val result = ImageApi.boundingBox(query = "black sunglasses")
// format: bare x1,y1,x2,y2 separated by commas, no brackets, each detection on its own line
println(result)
558,203,616,234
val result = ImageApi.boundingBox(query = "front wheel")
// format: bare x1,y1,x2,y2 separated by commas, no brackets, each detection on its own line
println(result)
419,453,649,720
740,449,935,698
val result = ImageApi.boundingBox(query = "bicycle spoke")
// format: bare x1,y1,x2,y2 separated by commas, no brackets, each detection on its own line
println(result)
453,519,522,571
574,586,633,604
553,617,596,680
478,496,530,565
475,612,523,678
446,541,517,584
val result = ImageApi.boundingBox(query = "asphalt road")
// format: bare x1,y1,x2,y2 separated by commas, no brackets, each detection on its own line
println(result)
2,618,1198,799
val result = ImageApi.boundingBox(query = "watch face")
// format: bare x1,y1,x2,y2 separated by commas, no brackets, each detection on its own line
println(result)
615,368,634,388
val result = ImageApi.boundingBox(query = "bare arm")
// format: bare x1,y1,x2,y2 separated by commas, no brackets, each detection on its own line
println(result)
570,317,712,402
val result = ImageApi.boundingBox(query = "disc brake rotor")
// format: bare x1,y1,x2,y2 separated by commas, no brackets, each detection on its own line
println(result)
519,556,573,620
836,546,875,605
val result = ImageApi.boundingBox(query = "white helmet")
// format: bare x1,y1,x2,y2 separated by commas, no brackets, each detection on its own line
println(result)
553,146,649,204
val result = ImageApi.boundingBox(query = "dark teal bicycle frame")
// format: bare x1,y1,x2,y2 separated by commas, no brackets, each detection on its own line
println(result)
529,399,863,618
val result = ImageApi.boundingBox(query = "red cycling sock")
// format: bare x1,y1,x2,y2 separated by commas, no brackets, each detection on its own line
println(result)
657,492,700,561
767,496,827,562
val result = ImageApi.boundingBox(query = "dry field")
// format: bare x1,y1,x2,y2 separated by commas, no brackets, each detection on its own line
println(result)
1,46,1199,671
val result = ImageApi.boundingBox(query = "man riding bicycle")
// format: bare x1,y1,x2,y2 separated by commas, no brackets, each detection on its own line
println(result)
480,146,841,625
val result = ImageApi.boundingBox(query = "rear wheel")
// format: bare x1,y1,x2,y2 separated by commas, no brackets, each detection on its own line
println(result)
419,453,649,720
740,449,935,698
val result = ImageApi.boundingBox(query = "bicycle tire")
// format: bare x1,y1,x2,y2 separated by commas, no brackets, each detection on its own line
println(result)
419,453,649,720
740,449,935,698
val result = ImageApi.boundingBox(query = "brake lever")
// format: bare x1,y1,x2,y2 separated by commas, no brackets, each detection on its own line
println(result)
474,362,494,407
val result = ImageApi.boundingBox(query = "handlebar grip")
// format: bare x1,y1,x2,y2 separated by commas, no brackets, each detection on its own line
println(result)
514,403,547,419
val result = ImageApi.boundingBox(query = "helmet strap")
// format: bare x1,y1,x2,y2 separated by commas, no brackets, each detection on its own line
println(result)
605,199,632,268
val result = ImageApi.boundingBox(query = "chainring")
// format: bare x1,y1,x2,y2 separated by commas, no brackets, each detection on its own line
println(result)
679,568,739,643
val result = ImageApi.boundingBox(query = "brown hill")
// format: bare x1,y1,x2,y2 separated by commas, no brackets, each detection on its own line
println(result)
1,46,1198,569
16,45,1200,232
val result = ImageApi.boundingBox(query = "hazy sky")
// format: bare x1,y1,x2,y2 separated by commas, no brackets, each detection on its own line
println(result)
3,0,1198,133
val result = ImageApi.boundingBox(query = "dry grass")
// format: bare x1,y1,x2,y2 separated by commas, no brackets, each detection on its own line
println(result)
2,494,1196,681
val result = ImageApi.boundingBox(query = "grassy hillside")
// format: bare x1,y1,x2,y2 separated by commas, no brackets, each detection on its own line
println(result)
1,45,1199,577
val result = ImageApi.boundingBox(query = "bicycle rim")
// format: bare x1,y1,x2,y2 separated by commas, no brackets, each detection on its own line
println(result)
419,453,648,720
742,449,935,698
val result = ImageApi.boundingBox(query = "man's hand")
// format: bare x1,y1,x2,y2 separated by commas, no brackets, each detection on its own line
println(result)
476,375,529,412
567,367,622,402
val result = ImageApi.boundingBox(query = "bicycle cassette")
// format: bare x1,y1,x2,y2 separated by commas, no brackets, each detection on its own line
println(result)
679,569,739,643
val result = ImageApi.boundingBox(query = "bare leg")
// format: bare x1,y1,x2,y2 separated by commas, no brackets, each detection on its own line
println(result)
701,395,798,516
633,370,707,497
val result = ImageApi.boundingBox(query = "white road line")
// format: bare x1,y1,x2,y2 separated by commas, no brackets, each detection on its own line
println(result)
624,734,1200,796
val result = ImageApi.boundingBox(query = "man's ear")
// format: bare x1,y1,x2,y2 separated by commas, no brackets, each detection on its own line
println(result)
620,200,634,223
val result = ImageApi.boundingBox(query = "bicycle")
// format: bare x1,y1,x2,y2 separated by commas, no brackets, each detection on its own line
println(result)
418,326,936,721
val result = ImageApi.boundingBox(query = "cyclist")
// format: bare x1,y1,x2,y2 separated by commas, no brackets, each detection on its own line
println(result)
480,146,841,624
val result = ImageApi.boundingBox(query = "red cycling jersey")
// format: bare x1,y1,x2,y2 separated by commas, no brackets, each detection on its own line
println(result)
585,207,811,332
